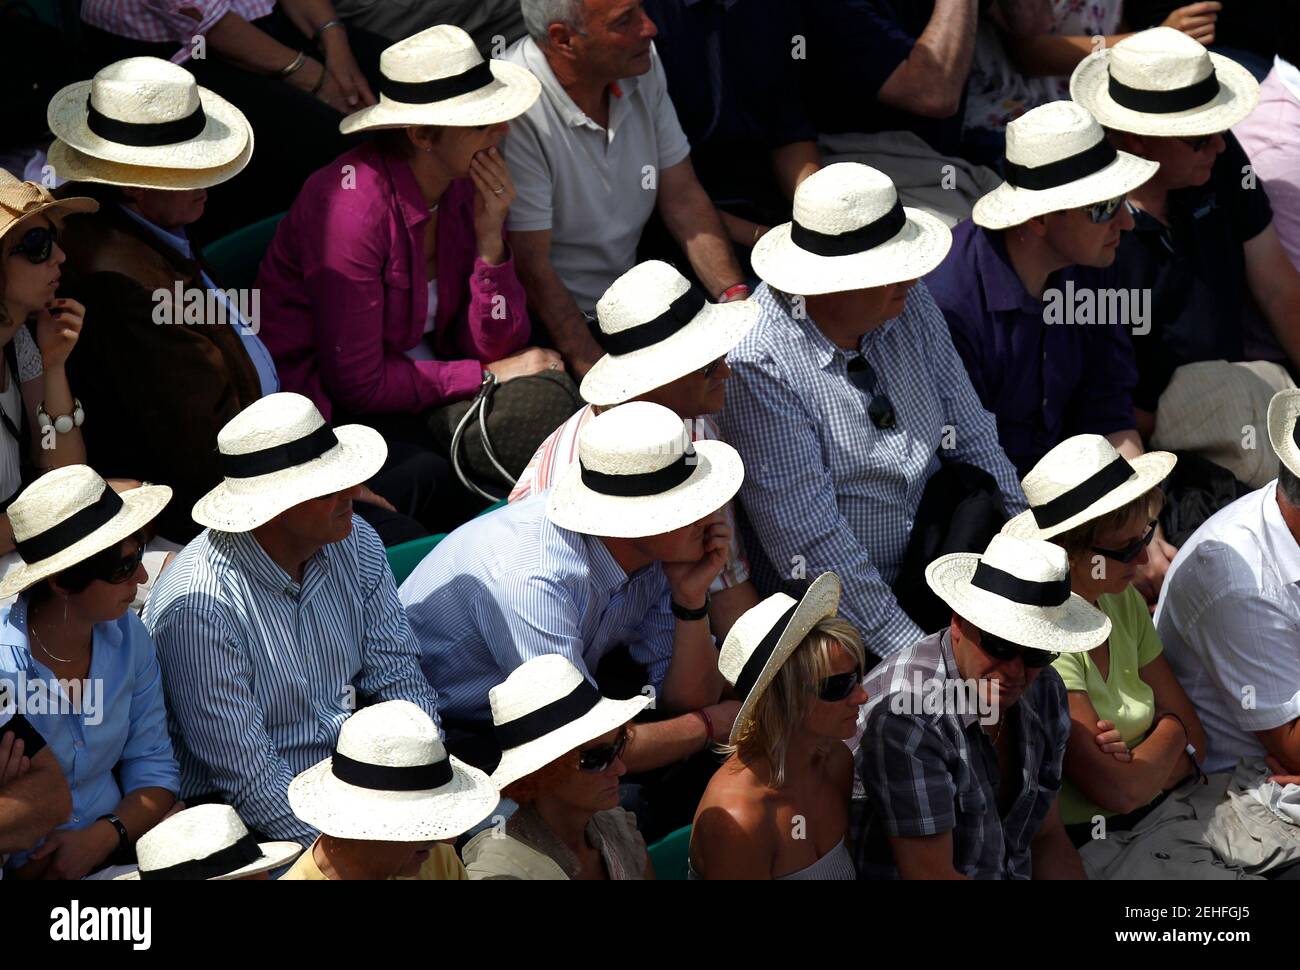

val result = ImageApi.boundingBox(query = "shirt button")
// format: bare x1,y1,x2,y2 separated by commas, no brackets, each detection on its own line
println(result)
72,816,80,824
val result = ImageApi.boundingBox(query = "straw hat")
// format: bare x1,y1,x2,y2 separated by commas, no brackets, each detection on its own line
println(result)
1002,435,1176,541
579,261,758,407
718,573,841,743
114,804,302,880
191,393,387,533
0,467,171,599
340,24,541,135
751,162,952,295
926,534,1111,653
0,170,97,243
1267,388,1300,480
1070,27,1260,137
47,57,253,190
489,655,650,790
972,101,1158,229
288,700,500,842
545,401,743,538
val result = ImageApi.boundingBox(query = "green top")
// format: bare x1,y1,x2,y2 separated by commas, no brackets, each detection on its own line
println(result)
1051,585,1163,825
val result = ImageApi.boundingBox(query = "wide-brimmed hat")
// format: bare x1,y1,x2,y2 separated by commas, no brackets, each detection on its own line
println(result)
751,162,951,295
545,401,743,538
718,573,842,743
289,700,499,842
114,804,302,880
1002,435,1176,541
1070,27,1259,137
925,534,1111,653
0,170,97,243
340,24,540,135
972,101,1158,229
579,261,758,407
192,392,387,533
489,655,650,789
47,57,253,190
1267,388,1300,480
0,467,171,599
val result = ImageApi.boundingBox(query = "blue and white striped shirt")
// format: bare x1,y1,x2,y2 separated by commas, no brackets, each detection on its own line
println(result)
400,495,675,722
720,282,1026,659
143,517,438,844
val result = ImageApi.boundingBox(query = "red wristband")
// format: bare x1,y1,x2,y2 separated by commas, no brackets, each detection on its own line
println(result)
695,708,714,745
719,284,749,303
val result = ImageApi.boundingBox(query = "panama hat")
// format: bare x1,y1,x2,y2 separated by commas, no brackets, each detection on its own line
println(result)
340,24,540,135
579,261,758,407
192,392,387,532
1002,435,1176,541
972,101,1158,230
289,700,499,842
1070,27,1259,137
489,655,650,789
0,171,97,243
926,534,1110,653
115,804,302,880
545,401,743,538
0,467,171,599
47,57,253,190
718,573,842,743
1267,388,1300,480
751,162,951,295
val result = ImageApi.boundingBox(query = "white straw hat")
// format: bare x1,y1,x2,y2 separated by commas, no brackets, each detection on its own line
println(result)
545,401,743,538
1070,27,1260,137
1267,388,1300,480
751,162,952,295
718,573,841,743
47,57,253,189
0,170,97,242
114,804,302,880
972,101,1158,229
925,534,1111,654
579,261,758,407
0,467,171,599
1002,435,1176,541
340,24,541,135
289,700,500,842
489,655,650,789
192,392,387,533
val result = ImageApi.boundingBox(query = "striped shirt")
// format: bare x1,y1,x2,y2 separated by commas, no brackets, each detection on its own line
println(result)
510,405,750,590
400,494,674,722
720,282,1025,659
81,0,276,63
143,517,438,844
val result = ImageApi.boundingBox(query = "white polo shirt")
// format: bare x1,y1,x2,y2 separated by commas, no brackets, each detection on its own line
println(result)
1155,481,1300,772
501,38,691,311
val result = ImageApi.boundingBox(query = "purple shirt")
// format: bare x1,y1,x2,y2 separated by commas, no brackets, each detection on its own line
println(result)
925,220,1137,476
256,142,530,420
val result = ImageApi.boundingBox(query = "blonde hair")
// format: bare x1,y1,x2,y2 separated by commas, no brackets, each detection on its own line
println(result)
721,616,866,789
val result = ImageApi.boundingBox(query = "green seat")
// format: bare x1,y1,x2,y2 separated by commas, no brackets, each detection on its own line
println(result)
386,533,446,587
477,499,507,517
647,824,692,881
204,211,286,290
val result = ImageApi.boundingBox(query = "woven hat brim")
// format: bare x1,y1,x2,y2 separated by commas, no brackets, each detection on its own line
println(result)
972,151,1159,230
47,136,252,191
288,755,500,841
1267,388,1300,479
0,484,172,599
0,194,99,242
491,693,649,790
751,206,952,295
545,439,743,538
579,299,759,406
1002,450,1177,541
728,573,842,744
340,61,542,135
924,554,1111,653
191,425,388,533
1070,49,1260,136
113,840,303,880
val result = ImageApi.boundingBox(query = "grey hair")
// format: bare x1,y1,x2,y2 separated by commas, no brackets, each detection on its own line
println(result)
1280,461,1300,507
520,0,586,44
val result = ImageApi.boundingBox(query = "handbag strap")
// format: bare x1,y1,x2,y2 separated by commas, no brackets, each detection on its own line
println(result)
450,374,513,503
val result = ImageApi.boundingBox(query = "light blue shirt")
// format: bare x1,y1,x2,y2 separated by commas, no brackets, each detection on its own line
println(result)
0,596,179,872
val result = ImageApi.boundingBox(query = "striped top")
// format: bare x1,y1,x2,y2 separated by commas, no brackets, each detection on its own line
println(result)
143,517,439,844
81,0,277,62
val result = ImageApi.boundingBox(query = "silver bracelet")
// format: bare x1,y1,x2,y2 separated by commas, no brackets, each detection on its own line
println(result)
314,18,343,42
278,50,307,79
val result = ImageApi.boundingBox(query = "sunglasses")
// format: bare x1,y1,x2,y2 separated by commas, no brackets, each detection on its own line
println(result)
8,225,57,264
1086,195,1126,224
977,629,1058,669
578,728,628,773
817,667,864,702
101,543,146,585
1090,520,1157,563
699,357,725,379
846,355,897,430
1178,133,1221,153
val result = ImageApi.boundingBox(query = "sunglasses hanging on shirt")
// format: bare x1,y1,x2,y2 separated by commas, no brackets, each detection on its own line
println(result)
846,355,897,430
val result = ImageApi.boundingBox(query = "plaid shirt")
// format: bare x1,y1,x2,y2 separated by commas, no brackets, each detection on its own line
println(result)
81,0,276,62
851,630,1071,880
719,282,1025,659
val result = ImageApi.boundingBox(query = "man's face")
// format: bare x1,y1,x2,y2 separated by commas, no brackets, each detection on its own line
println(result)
275,485,361,547
640,355,731,417
1126,131,1226,191
814,280,916,331
1041,200,1135,268
124,187,208,230
567,0,658,82
636,509,721,564
950,616,1043,716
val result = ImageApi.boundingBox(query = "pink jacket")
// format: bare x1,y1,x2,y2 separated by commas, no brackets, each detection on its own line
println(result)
256,142,530,420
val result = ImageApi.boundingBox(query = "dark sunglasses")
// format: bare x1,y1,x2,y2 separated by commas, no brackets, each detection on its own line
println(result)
8,225,57,264
846,355,897,430
578,728,628,773
1091,520,1157,563
102,543,146,585
1179,133,1221,153
699,357,725,379
1086,195,1126,224
817,667,864,702
977,629,1058,669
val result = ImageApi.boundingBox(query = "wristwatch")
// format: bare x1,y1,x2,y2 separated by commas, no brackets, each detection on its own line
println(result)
671,594,710,621
97,813,130,852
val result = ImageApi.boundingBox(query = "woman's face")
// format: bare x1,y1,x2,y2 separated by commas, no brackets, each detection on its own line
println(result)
427,122,510,179
1070,516,1153,598
63,537,148,625
545,726,629,815
801,641,869,741
3,214,64,322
